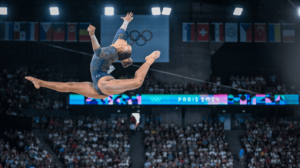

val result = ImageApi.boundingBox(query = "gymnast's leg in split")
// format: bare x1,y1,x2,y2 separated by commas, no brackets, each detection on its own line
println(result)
25,52,160,99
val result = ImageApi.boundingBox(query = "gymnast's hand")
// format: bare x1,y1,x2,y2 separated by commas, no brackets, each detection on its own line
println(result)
87,25,96,36
121,12,134,23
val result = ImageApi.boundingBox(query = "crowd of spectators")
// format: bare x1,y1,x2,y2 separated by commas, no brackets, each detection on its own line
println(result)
118,73,300,95
139,73,300,95
269,83,300,95
229,75,300,94
143,119,233,168
46,116,131,168
0,138,30,168
269,84,288,95
3,129,54,167
142,75,222,94
229,75,267,93
240,118,300,168
0,66,65,114
32,115,49,130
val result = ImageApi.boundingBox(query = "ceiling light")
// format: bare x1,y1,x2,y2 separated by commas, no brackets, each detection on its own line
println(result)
152,7,161,15
50,7,59,15
233,7,243,16
162,7,171,15
105,7,114,15
0,7,7,15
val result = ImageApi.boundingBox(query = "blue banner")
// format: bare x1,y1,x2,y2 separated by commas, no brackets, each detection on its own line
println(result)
69,94,299,105
101,15,169,62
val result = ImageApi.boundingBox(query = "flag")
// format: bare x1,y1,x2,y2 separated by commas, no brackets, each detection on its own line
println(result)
26,22,39,41
282,23,295,42
240,23,252,42
225,23,238,42
66,23,78,42
254,23,266,42
40,22,52,41
210,23,223,42
182,23,195,42
268,23,281,42
52,22,65,41
197,23,209,42
14,22,26,41
0,22,13,41
79,23,90,42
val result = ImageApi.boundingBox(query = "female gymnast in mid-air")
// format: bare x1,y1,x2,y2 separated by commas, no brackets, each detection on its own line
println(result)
25,12,160,99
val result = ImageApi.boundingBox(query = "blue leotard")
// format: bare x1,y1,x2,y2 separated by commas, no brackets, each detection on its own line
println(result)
90,28,125,96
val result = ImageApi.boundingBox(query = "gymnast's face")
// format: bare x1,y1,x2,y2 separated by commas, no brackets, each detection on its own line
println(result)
113,39,132,53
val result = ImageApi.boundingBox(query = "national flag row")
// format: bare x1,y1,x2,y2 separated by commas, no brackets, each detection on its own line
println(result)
0,22,91,42
183,23,295,43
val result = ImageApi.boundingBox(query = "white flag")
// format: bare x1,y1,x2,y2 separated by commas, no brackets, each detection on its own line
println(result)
225,23,238,42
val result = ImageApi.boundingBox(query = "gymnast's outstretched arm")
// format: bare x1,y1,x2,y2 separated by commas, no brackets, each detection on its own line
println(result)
87,25,100,51
112,12,134,44
87,12,133,54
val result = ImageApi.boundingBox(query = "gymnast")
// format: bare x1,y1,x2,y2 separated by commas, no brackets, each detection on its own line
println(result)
25,12,160,99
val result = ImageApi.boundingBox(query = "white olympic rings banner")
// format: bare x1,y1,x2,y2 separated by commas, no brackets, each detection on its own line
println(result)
101,15,169,62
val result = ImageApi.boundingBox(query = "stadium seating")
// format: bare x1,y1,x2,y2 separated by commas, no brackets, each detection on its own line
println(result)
143,119,234,168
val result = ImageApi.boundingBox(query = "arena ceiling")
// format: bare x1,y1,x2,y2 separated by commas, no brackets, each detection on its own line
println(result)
0,0,299,22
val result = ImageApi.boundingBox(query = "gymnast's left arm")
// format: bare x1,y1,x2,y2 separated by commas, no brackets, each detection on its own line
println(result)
87,25,102,56
112,12,134,44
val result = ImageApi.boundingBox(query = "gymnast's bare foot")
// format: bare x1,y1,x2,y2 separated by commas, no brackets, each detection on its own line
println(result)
145,51,161,64
87,25,96,36
25,76,42,89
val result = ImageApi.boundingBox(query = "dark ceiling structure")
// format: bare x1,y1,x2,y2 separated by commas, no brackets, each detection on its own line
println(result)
0,0,299,23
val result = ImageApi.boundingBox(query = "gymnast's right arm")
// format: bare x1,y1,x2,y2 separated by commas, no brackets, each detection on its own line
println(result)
87,25,101,55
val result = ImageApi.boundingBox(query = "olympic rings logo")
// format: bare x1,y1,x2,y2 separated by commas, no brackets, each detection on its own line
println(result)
123,30,153,46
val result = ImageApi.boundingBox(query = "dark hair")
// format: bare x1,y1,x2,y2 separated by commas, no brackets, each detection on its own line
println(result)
117,50,131,60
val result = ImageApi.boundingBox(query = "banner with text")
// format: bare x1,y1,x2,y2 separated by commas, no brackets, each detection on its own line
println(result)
69,94,299,105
